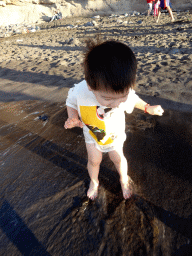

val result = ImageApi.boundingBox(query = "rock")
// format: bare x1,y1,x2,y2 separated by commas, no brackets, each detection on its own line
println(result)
84,21,94,27
92,20,98,26
28,27,36,32
39,114,48,121
131,11,140,16
0,1,6,6
65,38,73,44
153,92,160,97
92,15,100,19
117,19,123,24
66,24,74,29
109,14,118,18
122,20,128,25
16,39,23,42
134,11,140,16
38,0,57,4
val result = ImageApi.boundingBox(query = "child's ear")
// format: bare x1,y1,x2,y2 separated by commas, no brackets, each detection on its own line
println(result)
87,84,92,91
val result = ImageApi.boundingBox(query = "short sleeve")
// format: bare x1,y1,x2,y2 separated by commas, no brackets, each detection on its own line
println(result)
66,86,78,110
124,89,140,114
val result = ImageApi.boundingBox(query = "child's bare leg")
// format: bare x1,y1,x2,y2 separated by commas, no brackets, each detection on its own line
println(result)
86,143,102,200
167,6,175,21
108,147,132,199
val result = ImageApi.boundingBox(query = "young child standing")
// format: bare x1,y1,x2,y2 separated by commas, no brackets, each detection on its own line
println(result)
154,0,160,18
146,0,155,16
64,40,164,200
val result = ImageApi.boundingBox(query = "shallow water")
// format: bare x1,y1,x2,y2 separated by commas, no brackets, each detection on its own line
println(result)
0,100,191,255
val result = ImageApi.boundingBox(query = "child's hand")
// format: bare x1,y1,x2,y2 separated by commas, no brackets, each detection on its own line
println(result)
147,105,164,116
64,118,84,129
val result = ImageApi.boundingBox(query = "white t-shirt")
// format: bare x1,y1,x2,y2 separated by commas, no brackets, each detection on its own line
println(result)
66,80,139,152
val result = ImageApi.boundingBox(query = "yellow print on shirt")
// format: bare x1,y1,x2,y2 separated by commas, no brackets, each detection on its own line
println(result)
80,106,114,145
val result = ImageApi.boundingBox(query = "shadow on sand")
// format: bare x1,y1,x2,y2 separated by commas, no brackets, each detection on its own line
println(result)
0,200,50,256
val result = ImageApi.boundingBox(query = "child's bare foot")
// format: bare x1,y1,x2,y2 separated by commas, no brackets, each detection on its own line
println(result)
120,177,133,199
87,181,99,200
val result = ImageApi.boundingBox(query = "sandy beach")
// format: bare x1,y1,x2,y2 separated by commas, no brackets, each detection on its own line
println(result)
0,9,192,256
0,10,192,107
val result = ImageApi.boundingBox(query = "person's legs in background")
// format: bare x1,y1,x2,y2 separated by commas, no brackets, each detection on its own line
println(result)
147,3,153,16
167,6,175,21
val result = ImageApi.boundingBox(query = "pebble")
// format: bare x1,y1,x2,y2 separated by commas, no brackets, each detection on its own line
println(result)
152,92,160,97
39,115,48,121
117,19,123,24
92,15,101,19
66,25,74,29
65,38,73,44
84,21,94,27
92,20,98,27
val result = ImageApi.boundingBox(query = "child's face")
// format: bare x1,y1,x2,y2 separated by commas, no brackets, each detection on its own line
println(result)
88,85,129,108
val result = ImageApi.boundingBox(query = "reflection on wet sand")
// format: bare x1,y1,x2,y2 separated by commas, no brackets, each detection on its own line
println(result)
0,100,191,255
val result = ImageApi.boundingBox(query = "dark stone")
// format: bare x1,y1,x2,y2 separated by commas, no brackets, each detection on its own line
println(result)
39,115,49,121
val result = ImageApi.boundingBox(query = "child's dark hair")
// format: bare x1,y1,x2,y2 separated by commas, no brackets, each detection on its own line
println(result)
84,39,137,93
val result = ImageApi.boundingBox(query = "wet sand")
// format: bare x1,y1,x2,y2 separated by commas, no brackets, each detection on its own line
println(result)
0,102,192,255
0,11,192,256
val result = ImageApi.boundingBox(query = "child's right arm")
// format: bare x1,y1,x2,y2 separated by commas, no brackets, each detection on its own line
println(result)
64,106,84,129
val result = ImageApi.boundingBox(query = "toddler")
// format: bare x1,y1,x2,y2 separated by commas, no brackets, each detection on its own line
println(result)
146,0,155,16
64,40,164,200
154,0,160,17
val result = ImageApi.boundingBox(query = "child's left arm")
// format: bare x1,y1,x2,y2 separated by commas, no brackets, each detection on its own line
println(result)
135,97,164,116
